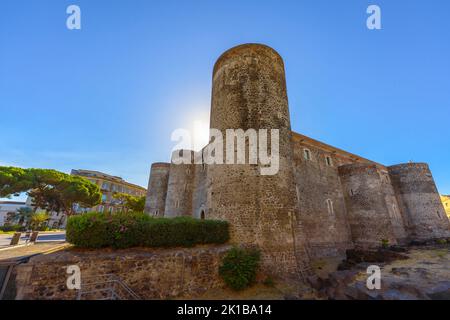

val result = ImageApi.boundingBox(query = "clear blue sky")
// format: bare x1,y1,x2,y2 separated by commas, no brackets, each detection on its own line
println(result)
1,0,449,198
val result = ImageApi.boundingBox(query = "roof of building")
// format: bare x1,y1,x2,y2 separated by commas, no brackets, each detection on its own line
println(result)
0,201,27,205
291,131,384,167
71,169,146,191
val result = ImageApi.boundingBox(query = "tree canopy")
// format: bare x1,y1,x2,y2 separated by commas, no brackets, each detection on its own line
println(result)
112,192,146,213
0,166,102,215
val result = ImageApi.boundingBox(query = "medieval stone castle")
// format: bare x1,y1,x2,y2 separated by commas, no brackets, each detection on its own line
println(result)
144,44,450,280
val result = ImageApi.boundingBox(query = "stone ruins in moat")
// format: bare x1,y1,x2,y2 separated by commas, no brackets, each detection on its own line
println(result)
144,44,450,281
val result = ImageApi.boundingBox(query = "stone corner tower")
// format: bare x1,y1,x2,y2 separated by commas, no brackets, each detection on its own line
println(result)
144,162,170,217
208,43,311,281
388,162,450,240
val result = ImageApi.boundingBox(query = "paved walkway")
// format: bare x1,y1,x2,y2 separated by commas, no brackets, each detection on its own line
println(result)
0,231,66,247
0,242,69,262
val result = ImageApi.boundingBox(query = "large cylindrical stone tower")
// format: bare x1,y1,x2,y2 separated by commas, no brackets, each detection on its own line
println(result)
144,163,170,217
207,44,311,280
388,163,450,240
164,150,195,217
338,163,398,248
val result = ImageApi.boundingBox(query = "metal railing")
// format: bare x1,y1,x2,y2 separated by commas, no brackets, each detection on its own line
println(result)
0,261,21,300
76,274,140,300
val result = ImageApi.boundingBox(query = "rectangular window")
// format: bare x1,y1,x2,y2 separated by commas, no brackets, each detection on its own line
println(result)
304,149,311,161
326,199,334,215
325,156,333,166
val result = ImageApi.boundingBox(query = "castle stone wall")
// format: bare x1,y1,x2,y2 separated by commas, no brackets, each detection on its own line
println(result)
192,151,208,219
338,163,398,248
291,138,353,259
388,163,450,240
143,44,447,280
164,150,195,217
378,169,408,244
144,163,170,217
15,246,230,300
208,44,310,280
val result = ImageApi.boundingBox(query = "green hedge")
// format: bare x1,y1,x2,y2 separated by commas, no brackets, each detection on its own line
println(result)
0,225,26,232
66,212,229,249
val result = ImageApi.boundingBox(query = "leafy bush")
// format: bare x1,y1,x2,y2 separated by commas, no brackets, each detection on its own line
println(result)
0,225,26,232
66,212,229,249
219,247,261,291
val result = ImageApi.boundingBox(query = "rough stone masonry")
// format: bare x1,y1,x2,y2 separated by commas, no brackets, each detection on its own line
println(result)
144,43,450,281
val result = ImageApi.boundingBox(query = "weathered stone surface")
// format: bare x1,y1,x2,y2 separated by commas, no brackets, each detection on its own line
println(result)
319,246,450,300
15,245,231,300
144,163,170,216
388,163,450,240
338,163,399,248
207,44,311,281
165,150,195,217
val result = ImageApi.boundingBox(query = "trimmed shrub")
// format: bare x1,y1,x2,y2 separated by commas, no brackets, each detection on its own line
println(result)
0,225,26,232
66,211,229,249
219,247,261,291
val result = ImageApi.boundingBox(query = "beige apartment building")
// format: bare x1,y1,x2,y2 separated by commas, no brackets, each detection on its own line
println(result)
441,195,450,219
71,169,147,214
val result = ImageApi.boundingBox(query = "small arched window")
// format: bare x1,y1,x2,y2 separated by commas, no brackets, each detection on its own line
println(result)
200,210,205,220
325,156,333,167
326,199,334,215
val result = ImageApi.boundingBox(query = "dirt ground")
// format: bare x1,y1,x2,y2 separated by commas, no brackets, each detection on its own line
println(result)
181,245,450,300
